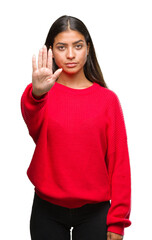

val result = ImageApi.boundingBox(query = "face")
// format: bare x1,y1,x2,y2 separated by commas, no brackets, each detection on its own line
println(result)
51,30,90,75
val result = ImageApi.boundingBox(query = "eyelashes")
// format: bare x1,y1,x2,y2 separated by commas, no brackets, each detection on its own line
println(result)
57,44,83,51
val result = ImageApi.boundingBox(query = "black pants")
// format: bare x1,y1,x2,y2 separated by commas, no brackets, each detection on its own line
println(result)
30,192,111,240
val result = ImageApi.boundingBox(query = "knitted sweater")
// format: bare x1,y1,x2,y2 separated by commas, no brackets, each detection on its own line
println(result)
21,81,131,236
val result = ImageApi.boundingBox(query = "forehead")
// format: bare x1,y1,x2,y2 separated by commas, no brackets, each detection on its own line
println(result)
54,30,86,44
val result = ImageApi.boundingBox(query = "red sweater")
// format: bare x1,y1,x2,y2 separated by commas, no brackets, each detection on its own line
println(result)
21,81,131,236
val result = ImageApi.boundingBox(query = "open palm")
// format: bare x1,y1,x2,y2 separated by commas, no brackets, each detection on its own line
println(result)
32,45,62,97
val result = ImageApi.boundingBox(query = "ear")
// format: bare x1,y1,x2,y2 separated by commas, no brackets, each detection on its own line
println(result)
49,46,54,58
87,42,90,56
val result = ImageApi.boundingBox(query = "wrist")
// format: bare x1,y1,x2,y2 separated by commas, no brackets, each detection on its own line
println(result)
32,87,45,99
32,89,47,99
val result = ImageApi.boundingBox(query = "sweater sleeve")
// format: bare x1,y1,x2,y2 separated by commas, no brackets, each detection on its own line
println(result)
20,83,48,143
106,92,132,236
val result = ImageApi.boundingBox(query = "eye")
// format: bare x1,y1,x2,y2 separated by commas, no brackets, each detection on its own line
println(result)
75,44,83,50
57,46,65,51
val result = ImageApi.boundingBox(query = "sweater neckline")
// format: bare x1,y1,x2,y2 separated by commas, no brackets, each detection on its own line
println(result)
54,81,97,93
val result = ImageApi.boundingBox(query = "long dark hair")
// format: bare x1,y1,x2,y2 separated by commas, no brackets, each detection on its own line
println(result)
45,15,108,88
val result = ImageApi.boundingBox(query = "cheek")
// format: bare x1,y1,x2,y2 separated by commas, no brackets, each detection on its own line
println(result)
53,52,64,67
79,50,88,65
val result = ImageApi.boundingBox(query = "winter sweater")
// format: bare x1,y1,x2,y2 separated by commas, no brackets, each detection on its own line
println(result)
21,81,131,236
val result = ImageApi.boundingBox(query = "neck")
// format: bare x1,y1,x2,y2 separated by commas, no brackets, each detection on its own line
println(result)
56,69,91,88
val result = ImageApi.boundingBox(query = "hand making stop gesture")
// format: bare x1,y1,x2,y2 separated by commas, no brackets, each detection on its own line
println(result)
32,45,62,98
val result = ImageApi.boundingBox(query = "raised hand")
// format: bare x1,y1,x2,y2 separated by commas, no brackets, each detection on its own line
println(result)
32,45,62,98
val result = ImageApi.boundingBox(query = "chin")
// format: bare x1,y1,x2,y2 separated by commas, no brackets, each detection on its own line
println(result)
63,68,82,75
65,71,77,75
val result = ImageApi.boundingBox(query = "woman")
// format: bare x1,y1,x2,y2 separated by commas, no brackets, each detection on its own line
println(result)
21,15,131,240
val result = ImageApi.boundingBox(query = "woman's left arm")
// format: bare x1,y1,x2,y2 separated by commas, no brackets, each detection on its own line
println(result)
106,92,132,236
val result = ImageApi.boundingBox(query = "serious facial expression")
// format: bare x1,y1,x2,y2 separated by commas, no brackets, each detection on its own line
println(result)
52,30,90,75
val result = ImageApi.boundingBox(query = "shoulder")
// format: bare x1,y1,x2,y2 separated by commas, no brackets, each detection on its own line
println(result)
95,82,119,103
94,83,124,116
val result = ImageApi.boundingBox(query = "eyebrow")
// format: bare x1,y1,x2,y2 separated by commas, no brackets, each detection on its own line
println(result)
56,40,84,46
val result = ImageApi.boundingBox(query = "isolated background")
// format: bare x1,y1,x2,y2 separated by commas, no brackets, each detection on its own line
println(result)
0,0,151,239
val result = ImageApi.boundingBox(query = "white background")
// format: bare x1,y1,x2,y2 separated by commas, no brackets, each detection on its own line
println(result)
0,0,152,239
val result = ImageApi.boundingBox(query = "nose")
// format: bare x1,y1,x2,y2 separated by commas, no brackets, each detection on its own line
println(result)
66,47,75,60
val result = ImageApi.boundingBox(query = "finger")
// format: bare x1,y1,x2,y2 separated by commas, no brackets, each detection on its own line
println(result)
32,55,37,72
42,45,47,68
47,48,53,73
51,68,63,82
38,48,43,69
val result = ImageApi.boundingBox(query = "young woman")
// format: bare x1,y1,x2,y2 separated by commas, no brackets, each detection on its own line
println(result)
21,15,131,240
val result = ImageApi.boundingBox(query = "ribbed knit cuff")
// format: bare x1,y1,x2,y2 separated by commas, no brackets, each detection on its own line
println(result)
107,224,125,236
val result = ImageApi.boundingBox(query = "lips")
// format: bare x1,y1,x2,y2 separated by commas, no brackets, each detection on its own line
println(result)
65,62,77,68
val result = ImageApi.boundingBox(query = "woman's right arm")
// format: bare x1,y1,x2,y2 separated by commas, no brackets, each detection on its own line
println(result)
21,45,62,143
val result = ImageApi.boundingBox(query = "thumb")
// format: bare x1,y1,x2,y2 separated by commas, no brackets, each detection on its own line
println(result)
52,68,63,81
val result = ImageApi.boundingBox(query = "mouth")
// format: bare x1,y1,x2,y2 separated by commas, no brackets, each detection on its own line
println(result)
65,62,78,68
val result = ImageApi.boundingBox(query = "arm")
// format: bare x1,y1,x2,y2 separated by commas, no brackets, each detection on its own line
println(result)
21,83,48,143
106,93,132,237
21,45,62,143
